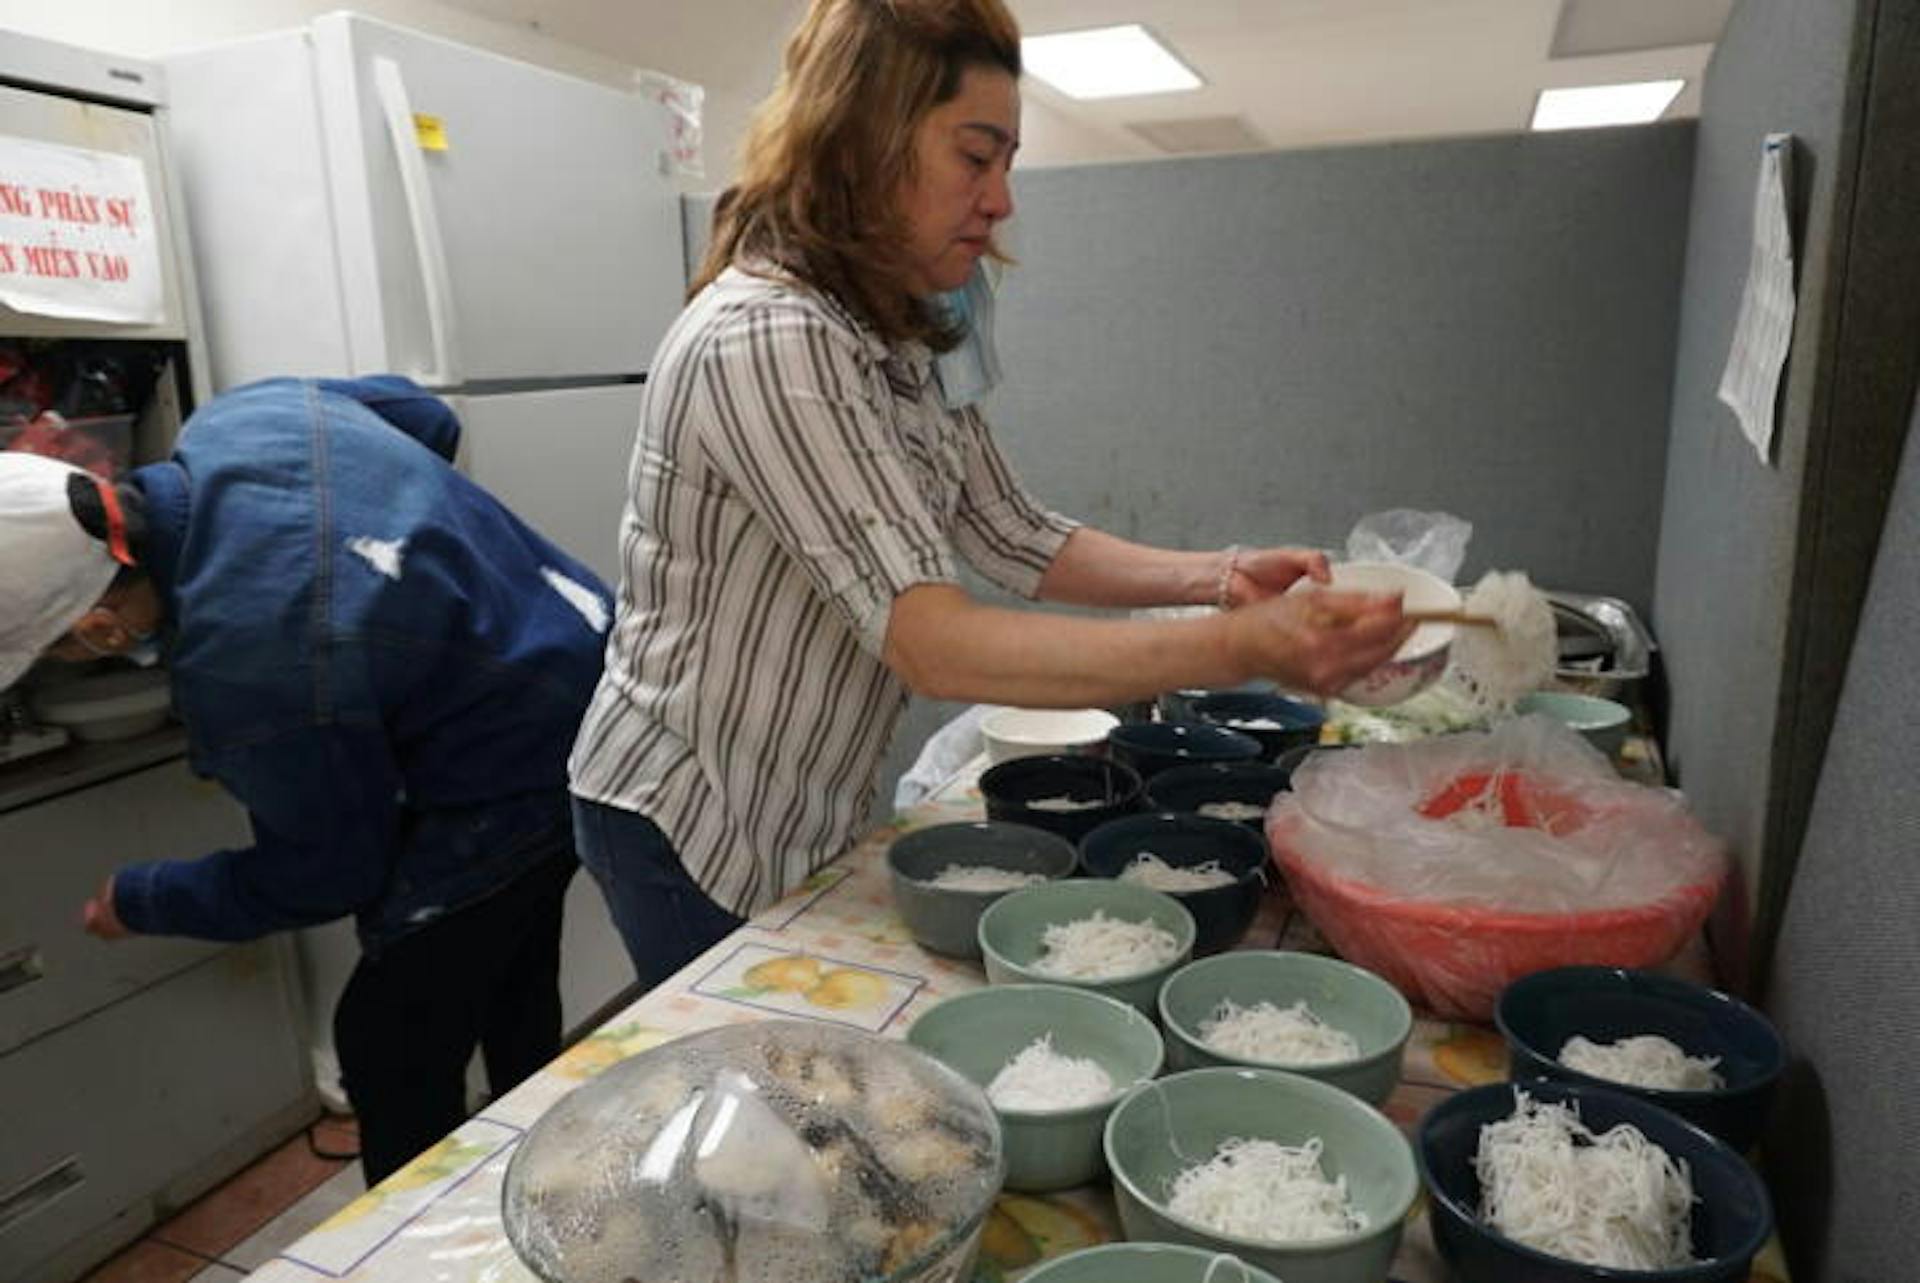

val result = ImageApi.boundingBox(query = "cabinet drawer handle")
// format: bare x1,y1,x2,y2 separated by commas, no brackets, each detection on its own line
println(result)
0,947,43,996
0,1156,84,1233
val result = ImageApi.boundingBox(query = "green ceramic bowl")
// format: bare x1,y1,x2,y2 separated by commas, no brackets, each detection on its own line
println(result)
977,880,1197,1016
906,984,1164,1191
1514,691,1632,758
1103,1067,1418,1283
1021,1243,1283,1283
1158,951,1413,1105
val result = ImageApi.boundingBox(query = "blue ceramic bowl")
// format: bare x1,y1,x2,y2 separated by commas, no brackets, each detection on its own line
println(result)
1108,720,1263,781
980,753,1145,845
1417,1080,1773,1283
1494,967,1787,1155
1145,761,1295,834
1186,692,1327,762
887,821,1080,958
1079,812,1268,955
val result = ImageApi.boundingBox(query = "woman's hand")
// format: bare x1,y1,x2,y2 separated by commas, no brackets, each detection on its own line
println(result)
81,875,131,940
1221,546,1332,608
1221,588,1414,697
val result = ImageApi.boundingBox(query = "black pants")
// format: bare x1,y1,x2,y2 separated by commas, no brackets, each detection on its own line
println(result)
333,845,576,1183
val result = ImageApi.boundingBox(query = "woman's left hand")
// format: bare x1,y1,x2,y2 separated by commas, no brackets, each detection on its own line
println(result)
81,874,131,940
1223,546,1332,608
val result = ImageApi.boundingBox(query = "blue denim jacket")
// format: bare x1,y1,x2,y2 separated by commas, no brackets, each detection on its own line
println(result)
112,378,611,949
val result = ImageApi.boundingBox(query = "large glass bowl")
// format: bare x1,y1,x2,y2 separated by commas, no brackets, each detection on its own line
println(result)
502,1020,1004,1283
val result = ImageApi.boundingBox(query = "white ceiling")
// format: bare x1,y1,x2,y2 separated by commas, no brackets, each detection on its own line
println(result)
431,0,1737,171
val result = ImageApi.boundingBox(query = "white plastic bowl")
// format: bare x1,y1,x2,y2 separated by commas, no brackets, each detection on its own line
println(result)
1296,561,1460,708
981,706,1119,765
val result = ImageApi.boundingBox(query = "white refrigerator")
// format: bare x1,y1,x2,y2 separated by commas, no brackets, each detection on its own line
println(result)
162,13,681,1099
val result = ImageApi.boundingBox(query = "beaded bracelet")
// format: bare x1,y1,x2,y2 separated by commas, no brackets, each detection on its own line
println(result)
1215,544,1243,611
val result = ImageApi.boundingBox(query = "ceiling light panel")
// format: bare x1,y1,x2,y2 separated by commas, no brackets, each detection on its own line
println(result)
1530,79,1685,130
1022,24,1202,101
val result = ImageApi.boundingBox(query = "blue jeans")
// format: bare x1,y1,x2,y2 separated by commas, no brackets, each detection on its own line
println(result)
570,796,743,990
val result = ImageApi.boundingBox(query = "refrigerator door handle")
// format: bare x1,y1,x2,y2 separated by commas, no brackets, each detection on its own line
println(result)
371,55,460,387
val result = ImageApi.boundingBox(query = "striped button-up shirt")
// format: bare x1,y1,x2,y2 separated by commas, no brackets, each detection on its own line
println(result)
570,266,1077,915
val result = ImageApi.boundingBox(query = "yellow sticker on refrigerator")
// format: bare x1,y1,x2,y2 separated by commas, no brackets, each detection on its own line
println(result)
412,113,448,152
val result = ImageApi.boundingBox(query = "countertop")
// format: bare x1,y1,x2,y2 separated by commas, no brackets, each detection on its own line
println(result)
0,723,189,815
231,757,1787,1283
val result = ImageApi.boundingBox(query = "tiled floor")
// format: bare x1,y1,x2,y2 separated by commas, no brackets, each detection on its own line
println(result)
78,1116,364,1283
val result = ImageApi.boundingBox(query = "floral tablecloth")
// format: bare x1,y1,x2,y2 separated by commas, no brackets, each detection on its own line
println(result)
240,761,1787,1283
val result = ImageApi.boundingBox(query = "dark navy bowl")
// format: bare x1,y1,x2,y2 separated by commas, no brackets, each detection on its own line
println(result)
1078,812,1267,955
1273,742,1359,776
1106,720,1262,781
1143,762,1295,835
980,754,1145,845
1185,692,1326,761
1495,967,1787,1155
1418,1080,1773,1283
887,821,1080,958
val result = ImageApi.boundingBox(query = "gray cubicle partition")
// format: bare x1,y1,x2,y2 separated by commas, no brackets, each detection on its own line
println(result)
1763,385,1920,1280
983,127,1692,610
1651,0,1919,989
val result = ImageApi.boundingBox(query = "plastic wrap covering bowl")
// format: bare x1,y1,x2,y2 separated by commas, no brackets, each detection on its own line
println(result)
502,1021,1004,1283
1265,718,1724,1020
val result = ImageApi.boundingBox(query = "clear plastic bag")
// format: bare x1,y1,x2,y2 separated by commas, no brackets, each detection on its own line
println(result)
1344,509,1472,581
1266,717,1724,1018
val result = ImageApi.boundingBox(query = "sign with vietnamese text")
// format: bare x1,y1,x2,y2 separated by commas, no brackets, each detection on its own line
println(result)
0,135,164,325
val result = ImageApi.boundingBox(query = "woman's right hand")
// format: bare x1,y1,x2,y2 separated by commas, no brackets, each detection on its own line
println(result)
1222,589,1415,697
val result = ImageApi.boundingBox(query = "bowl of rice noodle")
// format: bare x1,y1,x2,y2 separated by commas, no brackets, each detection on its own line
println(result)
977,878,1196,1015
502,1020,1004,1283
1020,1242,1282,1283
1494,967,1786,1154
1144,761,1296,834
980,753,1146,845
1266,717,1726,1020
1103,1066,1418,1283
1157,951,1412,1106
906,983,1164,1191
1077,812,1269,954
887,820,1080,959
1416,1080,1773,1283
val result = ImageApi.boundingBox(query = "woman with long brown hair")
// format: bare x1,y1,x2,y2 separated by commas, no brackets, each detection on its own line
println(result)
568,0,1410,983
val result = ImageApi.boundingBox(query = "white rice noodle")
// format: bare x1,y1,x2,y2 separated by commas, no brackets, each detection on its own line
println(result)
923,864,1047,892
1199,999,1361,1065
1559,1034,1726,1091
1026,793,1106,813
1168,1137,1369,1243
1474,1088,1698,1270
1034,911,1181,979
1197,800,1268,822
985,1034,1116,1111
1449,571,1558,714
1119,851,1238,892
1227,717,1288,731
